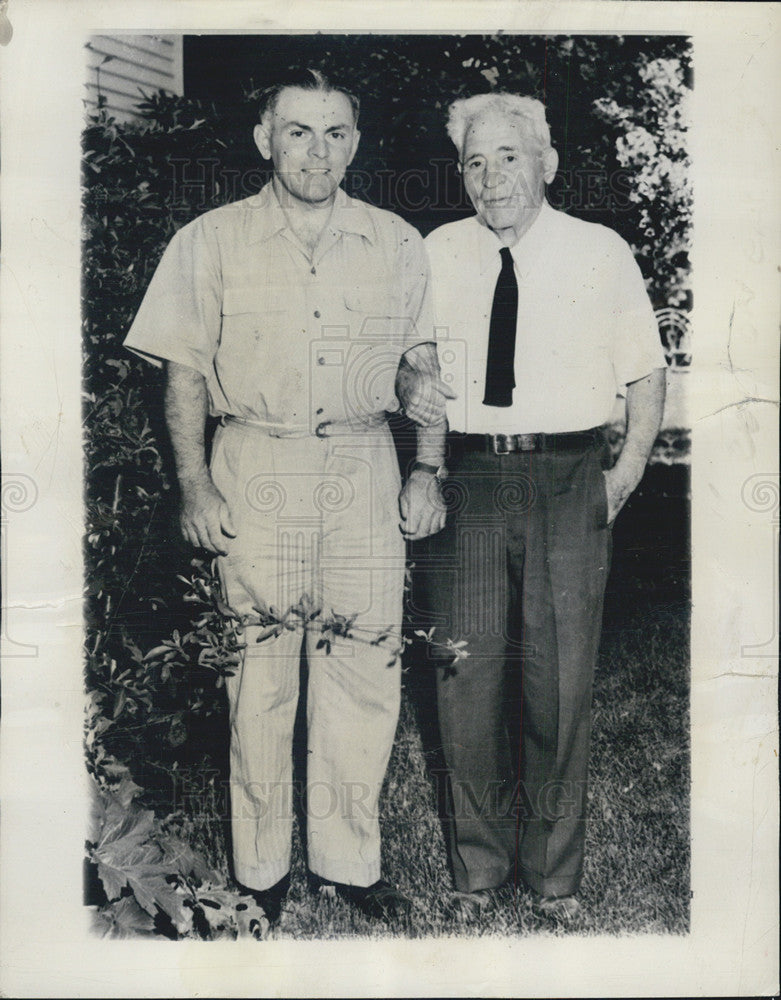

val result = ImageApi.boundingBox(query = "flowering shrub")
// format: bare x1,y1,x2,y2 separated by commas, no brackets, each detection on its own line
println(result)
593,54,692,308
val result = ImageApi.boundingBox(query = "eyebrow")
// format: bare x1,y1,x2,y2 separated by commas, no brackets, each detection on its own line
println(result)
283,121,351,132
463,145,531,166
466,144,520,156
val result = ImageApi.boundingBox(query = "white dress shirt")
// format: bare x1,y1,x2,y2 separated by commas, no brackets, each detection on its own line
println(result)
425,200,666,435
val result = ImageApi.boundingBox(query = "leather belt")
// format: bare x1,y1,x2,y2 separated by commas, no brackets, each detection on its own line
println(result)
452,428,602,456
221,413,387,438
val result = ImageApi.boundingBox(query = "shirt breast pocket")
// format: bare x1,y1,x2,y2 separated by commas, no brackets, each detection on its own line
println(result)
221,286,287,336
343,281,393,317
343,283,400,346
218,287,287,394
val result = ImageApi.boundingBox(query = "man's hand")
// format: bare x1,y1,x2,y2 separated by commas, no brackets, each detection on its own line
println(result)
399,469,447,541
602,465,636,525
180,475,236,554
396,344,457,428
403,374,458,419
603,367,667,525
165,362,237,555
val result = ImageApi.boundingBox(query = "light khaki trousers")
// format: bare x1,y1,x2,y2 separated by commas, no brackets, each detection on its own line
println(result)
211,420,405,890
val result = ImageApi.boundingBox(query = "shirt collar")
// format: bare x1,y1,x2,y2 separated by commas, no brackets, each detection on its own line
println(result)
470,199,556,279
246,182,377,245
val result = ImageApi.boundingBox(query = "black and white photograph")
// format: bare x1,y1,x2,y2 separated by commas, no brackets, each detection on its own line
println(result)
80,31,692,940
0,3,778,998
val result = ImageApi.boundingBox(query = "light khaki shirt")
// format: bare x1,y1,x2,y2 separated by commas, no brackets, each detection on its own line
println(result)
125,183,436,433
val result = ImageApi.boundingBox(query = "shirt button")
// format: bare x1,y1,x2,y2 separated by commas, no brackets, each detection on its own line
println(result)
317,356,325,365
311,266,316,275
314,310,321,318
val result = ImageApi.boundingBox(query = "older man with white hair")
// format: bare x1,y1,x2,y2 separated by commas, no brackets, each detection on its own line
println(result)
421,92,666,920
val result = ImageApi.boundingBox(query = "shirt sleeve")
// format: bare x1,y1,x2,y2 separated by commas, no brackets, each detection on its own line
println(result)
398,223,436,352
393,228,448,426
609,235,668,388
397,341,448,427
123,216,222,378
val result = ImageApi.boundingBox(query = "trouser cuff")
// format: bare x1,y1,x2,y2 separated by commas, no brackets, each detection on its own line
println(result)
234,857,290,892
454,864,512,894
309,852,381,887
518,863,582,898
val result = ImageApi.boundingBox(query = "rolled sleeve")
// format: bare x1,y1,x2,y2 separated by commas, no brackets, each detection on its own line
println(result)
398,225,436,352
610,237,668,387
397,342,447,427
123,217,222,378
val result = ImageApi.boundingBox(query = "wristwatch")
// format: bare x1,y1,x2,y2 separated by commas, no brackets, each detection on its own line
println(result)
411,461,448,480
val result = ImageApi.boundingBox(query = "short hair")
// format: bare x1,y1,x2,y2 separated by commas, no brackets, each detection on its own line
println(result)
258,69,360,126
446,93,552,157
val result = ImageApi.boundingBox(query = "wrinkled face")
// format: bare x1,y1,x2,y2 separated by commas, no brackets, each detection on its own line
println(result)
460,111,558,242
254,87,360,206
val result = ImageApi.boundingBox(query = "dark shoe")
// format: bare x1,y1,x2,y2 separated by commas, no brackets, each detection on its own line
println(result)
450,885,503,918
239,872,290,926
532,892,581,922
310,874,412,921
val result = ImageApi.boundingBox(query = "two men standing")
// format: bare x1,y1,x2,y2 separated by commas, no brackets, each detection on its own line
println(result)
125,73,665,926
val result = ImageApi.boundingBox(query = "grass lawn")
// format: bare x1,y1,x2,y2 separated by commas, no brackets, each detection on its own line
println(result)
185,466,691,939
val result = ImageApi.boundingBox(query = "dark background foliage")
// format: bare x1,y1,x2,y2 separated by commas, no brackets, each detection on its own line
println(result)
182,33,692,305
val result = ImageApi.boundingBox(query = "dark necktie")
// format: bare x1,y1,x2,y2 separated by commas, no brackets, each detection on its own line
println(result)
482,246,518,408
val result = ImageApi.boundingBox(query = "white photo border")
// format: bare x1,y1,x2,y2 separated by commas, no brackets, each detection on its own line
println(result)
1,2,778,997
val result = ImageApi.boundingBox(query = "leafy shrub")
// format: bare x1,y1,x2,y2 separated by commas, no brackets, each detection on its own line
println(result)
87,769,268,939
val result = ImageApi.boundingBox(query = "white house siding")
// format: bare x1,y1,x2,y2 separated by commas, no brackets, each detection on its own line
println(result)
85,34,183,122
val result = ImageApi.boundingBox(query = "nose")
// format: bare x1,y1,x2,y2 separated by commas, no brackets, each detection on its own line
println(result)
309,133,328,159
483,166,507,190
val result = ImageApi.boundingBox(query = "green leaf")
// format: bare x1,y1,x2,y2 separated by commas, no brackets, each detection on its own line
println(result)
127,870,189,929
143,644,175,662
255,624,283,643
93,895,156,938
112,688,128,719
96,860,128,902
158,833,215,882
114,773,144,808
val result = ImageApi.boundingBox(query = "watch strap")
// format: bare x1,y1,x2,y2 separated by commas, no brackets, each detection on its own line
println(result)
412,461,447,479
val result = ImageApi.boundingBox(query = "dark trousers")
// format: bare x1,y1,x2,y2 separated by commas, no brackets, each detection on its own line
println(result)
417,436,612,896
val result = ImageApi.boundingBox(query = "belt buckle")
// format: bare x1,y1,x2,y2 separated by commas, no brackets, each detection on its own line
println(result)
492,434,510,455
517,433,538,452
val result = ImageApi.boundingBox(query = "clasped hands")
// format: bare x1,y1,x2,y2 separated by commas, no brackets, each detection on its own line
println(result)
398,468,447,542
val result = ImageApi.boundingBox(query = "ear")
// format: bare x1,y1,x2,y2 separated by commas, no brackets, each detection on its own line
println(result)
542,146,559,184
253,122,272,161
347,128,361,166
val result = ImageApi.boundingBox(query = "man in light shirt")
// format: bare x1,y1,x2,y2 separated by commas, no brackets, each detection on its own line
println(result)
422,92,666,920
124,69,447,925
